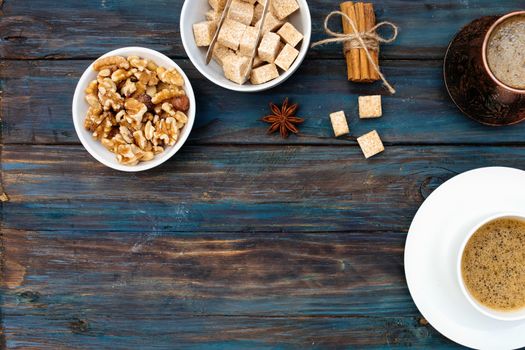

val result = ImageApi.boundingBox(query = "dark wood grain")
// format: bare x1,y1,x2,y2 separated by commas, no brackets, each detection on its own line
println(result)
0,0,522,60
4,59,525,146
2,228,408,315
2,315,455,349
3,144,524,234
3,315,453,349
0,227,458,349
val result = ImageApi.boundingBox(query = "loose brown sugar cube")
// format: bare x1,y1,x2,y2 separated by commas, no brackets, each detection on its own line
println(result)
357,130,384,159
329,111,350,137
250,63,279,84
209,0,227,11
213,43,235,66
359,95,382,118
277,22,303,47
252,3,264,25
239,26,259,56
271,0,299,20
258,32,281,63
217,19,247,50
228,0,254,25
275,43,299,71
223,54,250,84
255,11,284,33
193,21,217,47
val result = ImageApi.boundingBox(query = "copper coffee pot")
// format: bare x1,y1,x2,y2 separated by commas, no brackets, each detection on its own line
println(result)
444,11,525,126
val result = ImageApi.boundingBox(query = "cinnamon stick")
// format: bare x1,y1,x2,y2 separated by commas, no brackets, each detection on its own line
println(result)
364,3,380,81
339,1,380,83
340,1,360,80
355,2,370,81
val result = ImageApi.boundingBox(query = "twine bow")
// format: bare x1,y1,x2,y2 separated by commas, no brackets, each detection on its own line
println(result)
311,11,399,94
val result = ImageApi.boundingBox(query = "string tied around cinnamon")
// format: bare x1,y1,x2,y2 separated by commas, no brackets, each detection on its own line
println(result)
311,11,399,94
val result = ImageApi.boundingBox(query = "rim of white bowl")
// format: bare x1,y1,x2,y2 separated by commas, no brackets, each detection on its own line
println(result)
72,47,196,172
180,0,312,92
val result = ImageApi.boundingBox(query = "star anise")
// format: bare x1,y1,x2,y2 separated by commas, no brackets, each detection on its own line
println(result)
261,98,304,138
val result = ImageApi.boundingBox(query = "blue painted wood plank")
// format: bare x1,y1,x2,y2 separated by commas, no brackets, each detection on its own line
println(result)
3,59,525,146
1,312,459,349
1,228,460,348
2,229,410,317
2,144,525,233
0,0,522,60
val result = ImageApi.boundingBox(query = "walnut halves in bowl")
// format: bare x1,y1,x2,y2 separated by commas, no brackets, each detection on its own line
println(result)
84,55,190,166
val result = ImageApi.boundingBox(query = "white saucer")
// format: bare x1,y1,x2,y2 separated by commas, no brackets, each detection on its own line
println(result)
405,167,525,350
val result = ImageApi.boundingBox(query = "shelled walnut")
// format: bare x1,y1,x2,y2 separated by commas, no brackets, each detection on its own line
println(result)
84,55,190,166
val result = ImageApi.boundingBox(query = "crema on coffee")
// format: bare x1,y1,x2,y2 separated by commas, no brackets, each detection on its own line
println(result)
461,217,525,311
486,15,525,89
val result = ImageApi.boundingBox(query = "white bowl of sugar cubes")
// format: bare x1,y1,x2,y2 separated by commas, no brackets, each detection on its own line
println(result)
180,0,311,92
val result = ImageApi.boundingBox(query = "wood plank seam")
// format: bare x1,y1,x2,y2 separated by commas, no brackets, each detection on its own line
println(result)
5,142,525,148
0,64,3,146
0,54,6,348
0,57,447,62
0,147,6,350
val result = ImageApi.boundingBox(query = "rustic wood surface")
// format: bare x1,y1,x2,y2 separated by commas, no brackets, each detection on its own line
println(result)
1,0,523,349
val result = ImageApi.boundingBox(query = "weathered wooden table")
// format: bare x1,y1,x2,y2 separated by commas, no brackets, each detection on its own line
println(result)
1,1,524,348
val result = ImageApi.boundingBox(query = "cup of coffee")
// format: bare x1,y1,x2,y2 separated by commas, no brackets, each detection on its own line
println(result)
444,11,525,126
457,213,525,321
484,12,525,94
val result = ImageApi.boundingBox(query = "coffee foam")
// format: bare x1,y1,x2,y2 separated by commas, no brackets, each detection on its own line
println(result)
486,14,525,89
461,218,525,311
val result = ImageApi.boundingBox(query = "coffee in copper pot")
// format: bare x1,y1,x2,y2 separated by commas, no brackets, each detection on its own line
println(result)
486,14,525,90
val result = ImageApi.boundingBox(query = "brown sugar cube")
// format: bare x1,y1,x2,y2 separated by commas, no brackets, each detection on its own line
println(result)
329,111,350,137
193,21,217,47
255,11,284,33
252,3,264,25
357,130,384,159
277,22,303,47
217,19,247,50
359,95,382,119
239,26,259,56
252,55,264,68
213,44,235,66
228,0,254,25
258,32,281,63
275,43,299,71
250,63,279,84
209,0,227,11
223,54,250,84
271,0,299,20
206,9,223,23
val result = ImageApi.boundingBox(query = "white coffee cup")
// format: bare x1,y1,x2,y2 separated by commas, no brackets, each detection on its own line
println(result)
456,212,525,321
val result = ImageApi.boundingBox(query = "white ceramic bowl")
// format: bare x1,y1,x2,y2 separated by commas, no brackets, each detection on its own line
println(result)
457,212,525,321
180,0,311,92
72,47,196,172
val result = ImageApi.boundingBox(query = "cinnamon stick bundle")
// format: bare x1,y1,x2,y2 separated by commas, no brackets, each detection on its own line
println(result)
340,1,380,82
